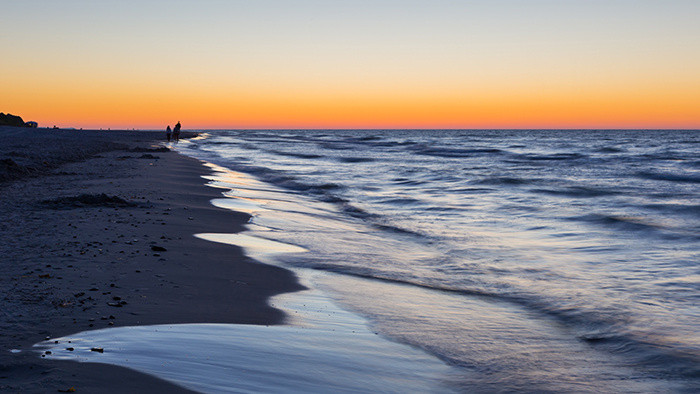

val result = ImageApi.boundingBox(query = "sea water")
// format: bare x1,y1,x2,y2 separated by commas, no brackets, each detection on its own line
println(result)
174,129,698,392
36,270,460,393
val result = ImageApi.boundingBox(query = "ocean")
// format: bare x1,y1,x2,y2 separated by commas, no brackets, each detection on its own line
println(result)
176,129,699,392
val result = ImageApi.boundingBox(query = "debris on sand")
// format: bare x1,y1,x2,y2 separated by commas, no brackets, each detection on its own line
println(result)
0,158,33,180
117,154,160,160
41,193,137,209
129,146,170,153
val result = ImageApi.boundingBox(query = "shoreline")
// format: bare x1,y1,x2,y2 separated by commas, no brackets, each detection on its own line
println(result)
0,127,304,392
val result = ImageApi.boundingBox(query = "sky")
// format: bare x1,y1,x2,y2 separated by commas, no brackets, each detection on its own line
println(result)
2,0,699,129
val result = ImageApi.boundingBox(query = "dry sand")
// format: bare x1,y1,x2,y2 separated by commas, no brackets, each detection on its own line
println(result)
0,126,304,393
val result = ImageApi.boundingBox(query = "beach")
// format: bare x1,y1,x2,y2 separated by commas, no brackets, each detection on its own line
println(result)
2,127,698,392
3,1,698,391
0,127,303,392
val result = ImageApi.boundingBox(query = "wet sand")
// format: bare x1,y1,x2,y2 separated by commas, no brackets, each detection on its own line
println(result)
0,126,304,392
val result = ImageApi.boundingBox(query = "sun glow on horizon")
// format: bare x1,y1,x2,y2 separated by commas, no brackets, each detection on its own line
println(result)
2,1,699,130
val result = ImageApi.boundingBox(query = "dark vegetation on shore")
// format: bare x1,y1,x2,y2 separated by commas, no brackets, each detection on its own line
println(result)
0,113,31,128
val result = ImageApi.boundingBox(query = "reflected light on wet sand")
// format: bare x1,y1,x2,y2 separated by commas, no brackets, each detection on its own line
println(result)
36,321,457,393
35,222,460,392
195,233,308,255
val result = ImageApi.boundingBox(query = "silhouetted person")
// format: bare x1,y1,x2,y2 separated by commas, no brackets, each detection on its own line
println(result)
173,121,181,142
166,125,172,142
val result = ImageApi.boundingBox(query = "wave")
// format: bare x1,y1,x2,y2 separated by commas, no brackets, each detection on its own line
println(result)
570,214,664,232
530,186,621,198
281,180,344,195
643,203,700,217
204,140,242,146
375,197,423,206
338,202,375,219
357,135,381,141
474,176,530,185
640,152,689,161
636,171,700,184
412,146,503,158
575,209,700,240
519,152,588,161
265,149,324,160
318,142,354,150
372,223,425,236
451,187,495,194
281,258,700,380
337,156,375,163
391,178,427,186
595,146,625,153
201,159,349,201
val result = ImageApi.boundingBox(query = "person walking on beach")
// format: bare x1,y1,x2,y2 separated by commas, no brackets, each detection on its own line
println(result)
166,125,172,142
173,121,181,142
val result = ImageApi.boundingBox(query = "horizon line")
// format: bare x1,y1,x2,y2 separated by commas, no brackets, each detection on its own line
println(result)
69,127,700,132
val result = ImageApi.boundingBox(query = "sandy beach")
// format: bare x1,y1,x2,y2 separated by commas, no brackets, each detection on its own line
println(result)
3,126,697,392
0,126,303,393
3,1,698,391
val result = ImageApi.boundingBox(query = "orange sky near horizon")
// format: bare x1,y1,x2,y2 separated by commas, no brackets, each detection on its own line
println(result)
2,1,699,130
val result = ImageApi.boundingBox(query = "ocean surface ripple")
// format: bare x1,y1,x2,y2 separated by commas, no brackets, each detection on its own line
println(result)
179,129,699,392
